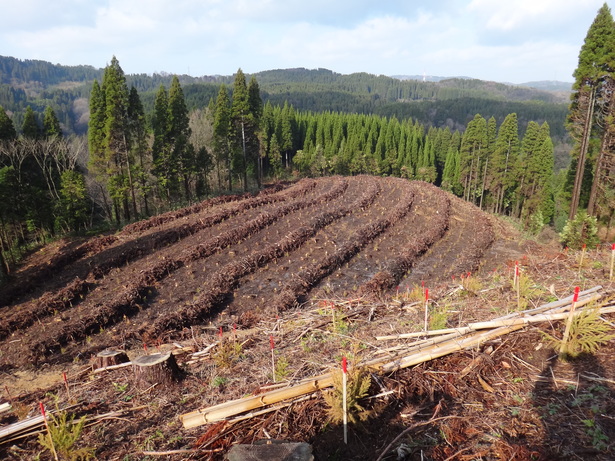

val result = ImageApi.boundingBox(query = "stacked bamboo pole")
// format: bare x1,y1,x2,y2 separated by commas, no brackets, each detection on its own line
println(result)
179,286,610,429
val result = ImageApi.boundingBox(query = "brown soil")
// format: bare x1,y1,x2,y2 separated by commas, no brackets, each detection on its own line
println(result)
1,175,614,460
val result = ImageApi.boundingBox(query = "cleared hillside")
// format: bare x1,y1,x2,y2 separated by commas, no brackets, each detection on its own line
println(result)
1,176,615,460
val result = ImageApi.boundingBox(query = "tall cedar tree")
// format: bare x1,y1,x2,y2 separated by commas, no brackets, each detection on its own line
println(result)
231,69,251,191
248,76,263,187
102,57,137,221
152,84,172,198
459,114,487,203
43,106,62,138
22,106,40,139
127,86,150,215
567,3,615,219
88,56,137,223
0,106,16,140
489,113,519,214
168,76,193,201
213,85,232,191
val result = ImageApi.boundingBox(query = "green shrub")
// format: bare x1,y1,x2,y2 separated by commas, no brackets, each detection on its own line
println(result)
559,211,600,250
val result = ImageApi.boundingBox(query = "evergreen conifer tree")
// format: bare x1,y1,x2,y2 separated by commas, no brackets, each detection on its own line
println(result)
0,106,16,141
567,3,615,219
213,84,232,191
43,106,62,138
21,106,40,139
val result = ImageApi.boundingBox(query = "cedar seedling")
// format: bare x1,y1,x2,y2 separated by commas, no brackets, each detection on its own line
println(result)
38,408,94,460
544,305,615,359
324,364,371,424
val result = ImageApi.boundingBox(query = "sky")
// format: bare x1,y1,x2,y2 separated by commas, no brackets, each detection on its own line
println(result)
0,0,607,84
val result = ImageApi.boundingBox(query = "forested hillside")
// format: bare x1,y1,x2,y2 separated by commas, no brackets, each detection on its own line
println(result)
0,55,579,281
0,56,570,139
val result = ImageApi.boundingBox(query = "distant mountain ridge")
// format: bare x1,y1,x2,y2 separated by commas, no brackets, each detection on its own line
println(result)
0,55,570,140
392,74,573,93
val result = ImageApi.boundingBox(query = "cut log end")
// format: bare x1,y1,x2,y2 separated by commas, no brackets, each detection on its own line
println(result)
132,352,182,389
93,349,129,370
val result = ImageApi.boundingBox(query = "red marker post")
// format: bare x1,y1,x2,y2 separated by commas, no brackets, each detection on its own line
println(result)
561,286,581,355
610,243,614,280
62,371,70,401
423,288,429,333
270,334,276,382
342,356,348,444
40,402,59,461
514,261,519,289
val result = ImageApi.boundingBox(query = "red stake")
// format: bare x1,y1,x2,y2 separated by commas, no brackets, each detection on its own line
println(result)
269,334,275,350
342,356,348,444
143,343,148,352
40,402,58,460
573,286,580,303
62,371,71,400
218,326,223,339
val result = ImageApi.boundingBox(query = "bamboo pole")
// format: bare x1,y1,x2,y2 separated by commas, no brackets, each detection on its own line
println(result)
379,324,527,373
468,305,615,330
498,286,601,320
179,292,613,430
376,327,472,341
180,373,335,429
0,402,11,414
376,292,602,341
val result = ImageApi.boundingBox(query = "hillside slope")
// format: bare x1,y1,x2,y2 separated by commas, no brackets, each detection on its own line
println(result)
1,176,614,461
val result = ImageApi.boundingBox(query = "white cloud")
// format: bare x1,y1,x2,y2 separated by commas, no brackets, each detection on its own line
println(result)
0,0,599,82
467,0,602,33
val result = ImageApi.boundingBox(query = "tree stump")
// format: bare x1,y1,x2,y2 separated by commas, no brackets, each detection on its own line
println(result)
93,349,129,370
132,353,181,389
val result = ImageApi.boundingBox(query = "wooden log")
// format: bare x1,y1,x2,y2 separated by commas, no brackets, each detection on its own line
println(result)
93,349,129,370
132,353,182,389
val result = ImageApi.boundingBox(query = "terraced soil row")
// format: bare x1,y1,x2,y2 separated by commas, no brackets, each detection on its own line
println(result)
271,182,416,312
0,181,302,307
0,180,316,332
359,185,451,295
0,277,91,342
0,177,499,370
402,194,495,286
143,176,381,339
20,179,349,363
